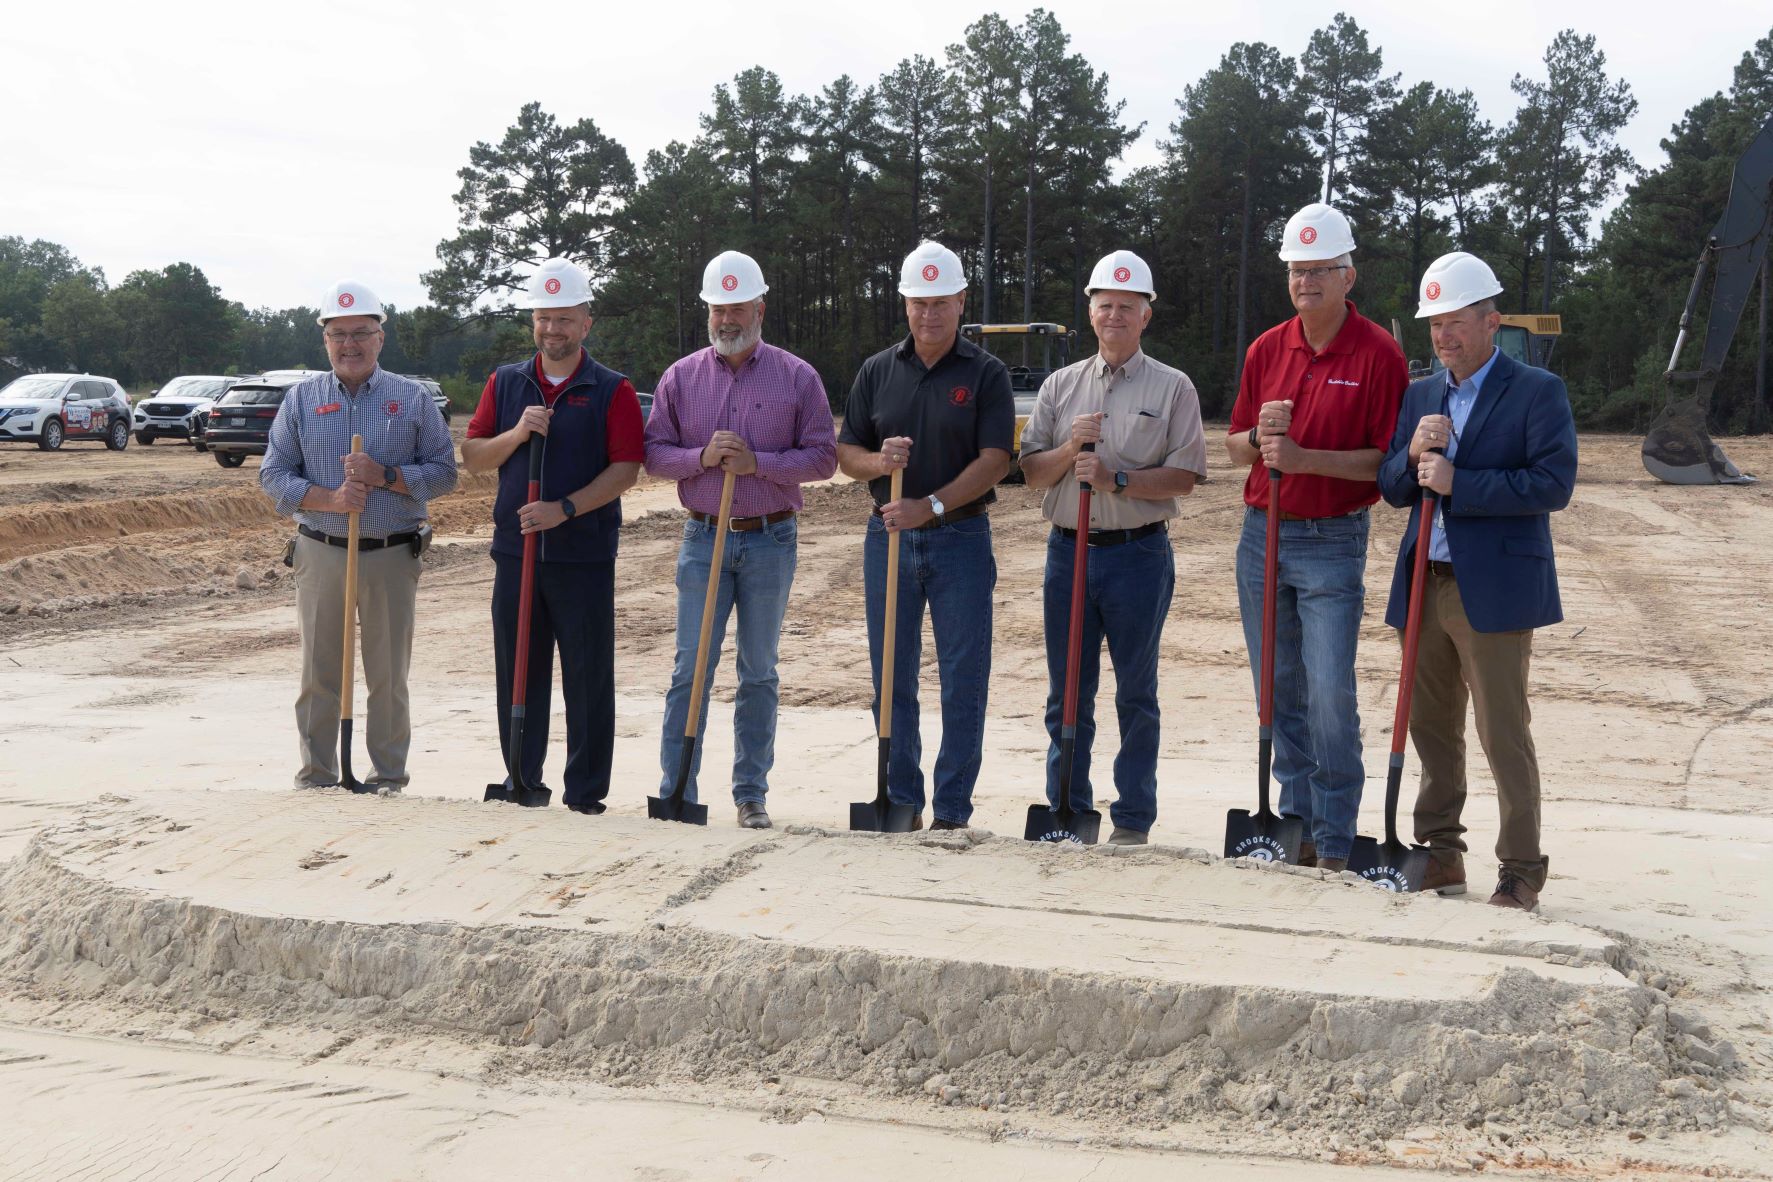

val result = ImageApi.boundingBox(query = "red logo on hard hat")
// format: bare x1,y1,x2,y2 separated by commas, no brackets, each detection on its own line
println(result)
544,277,562,295
922,264,939,282
384,402,401,415
1426,281,1442,300
722,274,738,292
949,386,971,407
1113,266,1131,283
338,292,355,309
1299,227,1317,245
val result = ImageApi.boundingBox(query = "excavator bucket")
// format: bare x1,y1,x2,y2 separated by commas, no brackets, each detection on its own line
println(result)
1642,396,1756,485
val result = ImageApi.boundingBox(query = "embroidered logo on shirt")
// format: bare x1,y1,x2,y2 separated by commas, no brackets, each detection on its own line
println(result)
384,401,401,415
1326,378,1360,387
316,402,342,415
566,394,591,407
949,386,971,407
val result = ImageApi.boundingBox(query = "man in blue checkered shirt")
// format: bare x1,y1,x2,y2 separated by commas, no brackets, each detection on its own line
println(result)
260,280,458,792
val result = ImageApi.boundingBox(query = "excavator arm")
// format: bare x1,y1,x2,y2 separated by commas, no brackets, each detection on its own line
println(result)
1641,113,1772,485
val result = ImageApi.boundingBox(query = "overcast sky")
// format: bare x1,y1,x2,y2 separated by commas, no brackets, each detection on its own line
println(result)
5,0,1768,312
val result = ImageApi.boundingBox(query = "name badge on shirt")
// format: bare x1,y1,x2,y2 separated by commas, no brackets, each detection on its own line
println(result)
383,401,402,415
316,402,342,415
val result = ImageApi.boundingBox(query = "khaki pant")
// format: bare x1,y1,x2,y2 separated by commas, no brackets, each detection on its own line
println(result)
1407,568,1549,890
292,533,420,789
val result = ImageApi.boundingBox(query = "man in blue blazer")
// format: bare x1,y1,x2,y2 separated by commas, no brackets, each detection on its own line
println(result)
1377,253,1578,912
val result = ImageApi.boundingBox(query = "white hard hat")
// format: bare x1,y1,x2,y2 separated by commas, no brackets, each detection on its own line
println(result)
1085,250,1157,303
522,257,593,309
898,241,967,297
700,251,768,304
315,280,386,325
1414,252,1505,318
1278,203,1357,262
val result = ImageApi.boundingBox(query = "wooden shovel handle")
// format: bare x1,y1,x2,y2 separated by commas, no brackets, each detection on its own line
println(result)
684,469,737,740
340,434,363,719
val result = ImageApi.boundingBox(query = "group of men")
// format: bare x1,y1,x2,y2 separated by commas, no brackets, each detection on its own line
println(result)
258,200,1576,911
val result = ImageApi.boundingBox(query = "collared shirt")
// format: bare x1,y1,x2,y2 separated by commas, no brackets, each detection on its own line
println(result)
644,341,838,517
1019,349,1207,530
260,367,458,539
839,334,1015,507
1229,301,1408,519
465,350,646,462
1428,345,1500,562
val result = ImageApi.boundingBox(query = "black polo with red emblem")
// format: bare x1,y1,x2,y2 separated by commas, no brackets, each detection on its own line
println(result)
840,333,1014,507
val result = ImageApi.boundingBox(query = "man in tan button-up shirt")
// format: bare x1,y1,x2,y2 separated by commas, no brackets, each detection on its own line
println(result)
1019,251,1207,844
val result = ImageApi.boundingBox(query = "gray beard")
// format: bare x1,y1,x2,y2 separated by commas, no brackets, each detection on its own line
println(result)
711,324,762,357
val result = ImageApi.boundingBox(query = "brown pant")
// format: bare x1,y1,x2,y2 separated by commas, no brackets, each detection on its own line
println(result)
292,533,420,789
1406,568,1549,890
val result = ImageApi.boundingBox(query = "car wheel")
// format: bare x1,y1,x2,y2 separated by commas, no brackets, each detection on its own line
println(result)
107,419,130,450
215,451,245,469
37,419,63,451
137,430,156,445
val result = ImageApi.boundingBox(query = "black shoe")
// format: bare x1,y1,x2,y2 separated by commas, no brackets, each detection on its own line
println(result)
737,801,772,829
567,801,606,816
930,818,967,831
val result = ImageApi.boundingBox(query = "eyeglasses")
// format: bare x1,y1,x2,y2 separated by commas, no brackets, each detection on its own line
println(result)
323,329,382,345
1287,265,1349,283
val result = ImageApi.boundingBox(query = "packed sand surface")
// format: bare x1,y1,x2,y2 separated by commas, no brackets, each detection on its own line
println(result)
0,427,1769,1179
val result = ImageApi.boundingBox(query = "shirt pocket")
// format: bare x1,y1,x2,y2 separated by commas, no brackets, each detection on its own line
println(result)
1116,410,1170,469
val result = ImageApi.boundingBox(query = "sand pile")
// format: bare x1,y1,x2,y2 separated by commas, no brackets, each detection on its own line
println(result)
0,790,1741,1153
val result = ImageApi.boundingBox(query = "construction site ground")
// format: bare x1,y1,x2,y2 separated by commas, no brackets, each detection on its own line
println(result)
0,427,1768,1180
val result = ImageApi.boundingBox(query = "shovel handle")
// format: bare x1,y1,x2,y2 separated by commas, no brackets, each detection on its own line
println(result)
684,469,737,741
339,434,364,721
1392,464,1440,755
512,434,543,710
879,468,903,742
1258,469,1281,728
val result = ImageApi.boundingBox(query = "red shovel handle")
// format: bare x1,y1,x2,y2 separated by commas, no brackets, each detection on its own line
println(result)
1391,484,1437,756
511,435,543,710
1259,469,1282,728
1061,444,1094,726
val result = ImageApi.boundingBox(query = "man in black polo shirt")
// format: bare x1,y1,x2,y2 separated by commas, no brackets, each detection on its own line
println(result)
837,241,1015,830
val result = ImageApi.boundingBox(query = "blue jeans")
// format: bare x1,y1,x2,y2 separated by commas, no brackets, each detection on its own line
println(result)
864,512,996,824
1043,528,1174,833
659,516,798,805
1234,506,1370,860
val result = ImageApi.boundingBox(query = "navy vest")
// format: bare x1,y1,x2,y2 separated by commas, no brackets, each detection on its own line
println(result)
490,352,625,564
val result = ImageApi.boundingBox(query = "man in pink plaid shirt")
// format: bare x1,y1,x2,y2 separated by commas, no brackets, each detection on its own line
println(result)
643,250,838,828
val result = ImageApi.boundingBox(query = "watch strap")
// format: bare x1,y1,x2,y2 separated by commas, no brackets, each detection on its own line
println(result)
559,496,577,520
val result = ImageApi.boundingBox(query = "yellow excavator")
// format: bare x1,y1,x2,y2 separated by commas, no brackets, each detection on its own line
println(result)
960,321,1076,481
1640,112,1771,485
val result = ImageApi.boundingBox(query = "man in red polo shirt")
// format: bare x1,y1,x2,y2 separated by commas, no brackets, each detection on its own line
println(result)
462,257,645,814
1225,203,1407,872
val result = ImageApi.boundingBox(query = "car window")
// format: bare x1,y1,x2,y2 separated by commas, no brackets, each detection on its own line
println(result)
217,386,287,406
159,377,227,400
74,381,112,399
1,376,65,400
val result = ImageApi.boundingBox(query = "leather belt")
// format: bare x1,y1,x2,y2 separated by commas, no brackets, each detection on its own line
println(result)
1053,521,1166,548
687,508,796,532
1427,560,1456,577
299,524,419,552
872,498,990,530
1261,507,1358,523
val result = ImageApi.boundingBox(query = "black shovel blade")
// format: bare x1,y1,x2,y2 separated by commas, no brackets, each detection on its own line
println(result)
647,792,710,826
340,719,374,794
1223,807,1306,864
849,798,919,833
1024,804,1102,846
484,781,553,807
1348,837,1432,893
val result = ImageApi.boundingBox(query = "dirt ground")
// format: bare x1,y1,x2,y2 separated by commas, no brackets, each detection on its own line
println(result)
0,424,1769,1179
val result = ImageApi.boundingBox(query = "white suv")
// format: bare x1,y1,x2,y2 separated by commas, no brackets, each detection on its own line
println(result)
133,374,249,448
0,374,133,451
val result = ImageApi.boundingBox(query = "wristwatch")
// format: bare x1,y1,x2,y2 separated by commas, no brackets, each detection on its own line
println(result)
1112,470,1129,493
559,496,578,520
382,464,398,488
1247,425,1260,449
927,494,945,518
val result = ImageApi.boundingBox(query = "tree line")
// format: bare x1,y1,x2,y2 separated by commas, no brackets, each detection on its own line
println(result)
3,12,1769,430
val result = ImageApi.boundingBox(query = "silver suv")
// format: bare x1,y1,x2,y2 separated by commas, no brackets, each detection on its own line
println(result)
134,374,251,448
0,374,133,451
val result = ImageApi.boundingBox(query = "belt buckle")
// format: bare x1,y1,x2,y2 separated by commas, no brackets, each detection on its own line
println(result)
728,514,747,532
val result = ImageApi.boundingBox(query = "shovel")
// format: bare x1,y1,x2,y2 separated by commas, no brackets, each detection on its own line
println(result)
1348,472,1438,890
339,434,375,795
1026,443,1103,845
1224,468,1306,862
850,468,921,832
484,434,553,808
648,468,735,826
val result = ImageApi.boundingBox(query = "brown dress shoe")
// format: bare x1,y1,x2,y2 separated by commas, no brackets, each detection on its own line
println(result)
1487,873,1540,912
736,801,772,829
1421,855,1468,896
1296,840,1318,868
1318,857,1348,873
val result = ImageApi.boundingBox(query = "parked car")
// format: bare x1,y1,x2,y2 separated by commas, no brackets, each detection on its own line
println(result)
403,375,449,424
0,373,133,451
637,391,653,423
202,372,312,468
133,374,253,447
